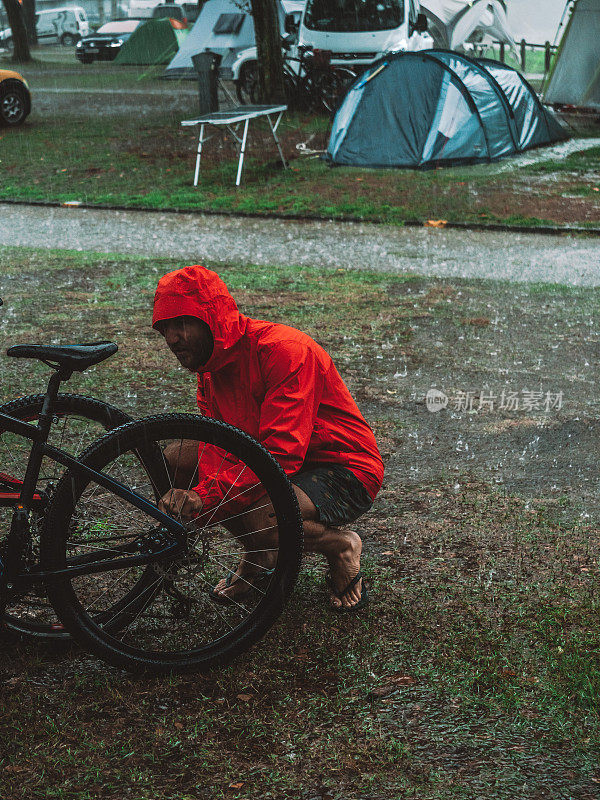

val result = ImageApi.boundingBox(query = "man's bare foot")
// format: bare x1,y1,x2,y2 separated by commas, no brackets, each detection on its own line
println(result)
326,530,364,611
210,555,276,603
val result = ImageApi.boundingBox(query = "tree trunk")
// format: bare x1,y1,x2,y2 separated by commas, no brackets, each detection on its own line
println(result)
249,0,285,103
97,0,105,26
22,0,37,45
1,0,31,62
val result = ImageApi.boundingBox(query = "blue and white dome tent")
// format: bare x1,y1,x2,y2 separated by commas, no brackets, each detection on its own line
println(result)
326,49,569,169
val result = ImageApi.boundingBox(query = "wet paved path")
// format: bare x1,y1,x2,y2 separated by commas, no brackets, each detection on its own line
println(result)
2,203,599,285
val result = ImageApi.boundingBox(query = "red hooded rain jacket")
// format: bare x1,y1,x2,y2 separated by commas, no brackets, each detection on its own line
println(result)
152,266,384,512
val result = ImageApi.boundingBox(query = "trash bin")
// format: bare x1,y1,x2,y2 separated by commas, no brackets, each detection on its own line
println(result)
192,49,221,115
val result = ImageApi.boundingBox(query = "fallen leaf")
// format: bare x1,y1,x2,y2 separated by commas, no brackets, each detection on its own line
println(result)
236,693,253,702
424,219,447,228
228,781,245,789
390,674,416,685
174,721,183,730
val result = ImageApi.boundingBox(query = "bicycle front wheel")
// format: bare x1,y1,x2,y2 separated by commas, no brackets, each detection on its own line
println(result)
41,414,303,673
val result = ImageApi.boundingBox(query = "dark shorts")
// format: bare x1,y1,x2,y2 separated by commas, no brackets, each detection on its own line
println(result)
290,463,373,528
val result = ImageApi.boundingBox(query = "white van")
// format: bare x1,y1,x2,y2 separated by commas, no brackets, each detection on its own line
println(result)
0,7,89,47
298,0,430,67
36,7,89,44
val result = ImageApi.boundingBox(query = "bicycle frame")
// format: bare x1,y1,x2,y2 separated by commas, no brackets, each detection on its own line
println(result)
0,379,187,587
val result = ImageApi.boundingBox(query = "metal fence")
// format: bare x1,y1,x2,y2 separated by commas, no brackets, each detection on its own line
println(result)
495,39,558,74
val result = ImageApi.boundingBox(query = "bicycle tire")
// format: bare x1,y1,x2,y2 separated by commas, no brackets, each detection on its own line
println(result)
236,60,259,105
42,414,304,673
0,393,132,639
314,67,356,115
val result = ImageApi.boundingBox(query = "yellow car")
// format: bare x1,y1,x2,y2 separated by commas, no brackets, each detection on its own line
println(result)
0,69,31,126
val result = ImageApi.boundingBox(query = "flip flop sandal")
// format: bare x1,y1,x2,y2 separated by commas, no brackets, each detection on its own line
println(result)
208,568,275,606
326,571,369,613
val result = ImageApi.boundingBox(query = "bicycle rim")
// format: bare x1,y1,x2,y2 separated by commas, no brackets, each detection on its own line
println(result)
0,394,132,639
42,414,303,673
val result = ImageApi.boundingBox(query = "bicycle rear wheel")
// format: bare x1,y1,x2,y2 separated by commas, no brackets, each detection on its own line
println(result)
0,393,132,640
315,67,356,115
235,60,259,104
42,414,303,673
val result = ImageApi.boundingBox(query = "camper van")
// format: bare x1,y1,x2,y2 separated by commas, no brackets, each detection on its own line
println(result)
0,7,89,47
298,0,429,67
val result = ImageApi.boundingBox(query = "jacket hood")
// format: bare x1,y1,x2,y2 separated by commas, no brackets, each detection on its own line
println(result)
152,265,247,373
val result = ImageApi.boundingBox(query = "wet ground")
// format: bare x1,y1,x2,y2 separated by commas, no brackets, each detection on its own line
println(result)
1,202,599,284
9,48,224,121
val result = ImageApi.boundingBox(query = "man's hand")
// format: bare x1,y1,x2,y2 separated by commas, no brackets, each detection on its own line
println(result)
158,488,203,521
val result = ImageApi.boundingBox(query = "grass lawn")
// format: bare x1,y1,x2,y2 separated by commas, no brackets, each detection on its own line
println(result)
485,46,552,76
2,54,599,228
1,248,599,799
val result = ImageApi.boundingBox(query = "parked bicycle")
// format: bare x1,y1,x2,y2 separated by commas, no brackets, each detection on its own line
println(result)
0,299,303,673
236,41,357,115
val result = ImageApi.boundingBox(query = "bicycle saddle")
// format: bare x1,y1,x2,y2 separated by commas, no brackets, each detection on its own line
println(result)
6,341,118,372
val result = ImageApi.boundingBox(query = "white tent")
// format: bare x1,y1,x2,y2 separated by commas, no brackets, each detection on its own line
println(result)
421,0,514,49
164,0,257,78
163,0,299,79
543,0,600,110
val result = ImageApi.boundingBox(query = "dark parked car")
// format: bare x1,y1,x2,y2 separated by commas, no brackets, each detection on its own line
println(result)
0,69,31,126
75,18,142,63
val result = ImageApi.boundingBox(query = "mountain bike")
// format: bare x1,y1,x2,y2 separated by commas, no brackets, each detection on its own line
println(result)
0,306,303,674
237,43,357,115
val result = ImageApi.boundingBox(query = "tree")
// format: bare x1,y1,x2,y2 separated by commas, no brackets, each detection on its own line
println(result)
22,0,37,45
1,0,31,62
249,0,285,103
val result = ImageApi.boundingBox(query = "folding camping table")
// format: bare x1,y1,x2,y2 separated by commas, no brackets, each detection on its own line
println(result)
181,104,287,187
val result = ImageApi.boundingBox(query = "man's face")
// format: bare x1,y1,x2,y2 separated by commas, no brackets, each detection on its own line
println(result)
157,316,214,372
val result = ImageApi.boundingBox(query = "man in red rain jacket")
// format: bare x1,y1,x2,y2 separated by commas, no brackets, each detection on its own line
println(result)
154,265,383,611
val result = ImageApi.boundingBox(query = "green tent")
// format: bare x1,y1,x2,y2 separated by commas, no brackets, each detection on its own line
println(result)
115,18,188,66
